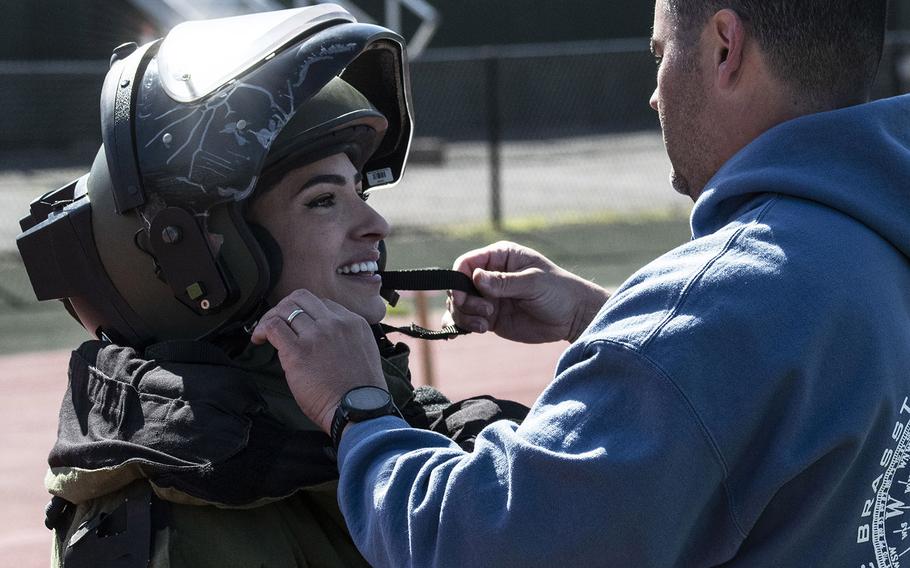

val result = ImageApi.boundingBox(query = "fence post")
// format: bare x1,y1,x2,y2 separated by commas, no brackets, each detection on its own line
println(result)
414,291,436,387
485,56,503,231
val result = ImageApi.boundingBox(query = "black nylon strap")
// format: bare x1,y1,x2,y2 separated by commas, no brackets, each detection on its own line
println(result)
379,269,478,295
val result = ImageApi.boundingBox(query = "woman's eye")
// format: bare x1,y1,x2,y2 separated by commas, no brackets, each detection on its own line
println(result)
306,193,335,208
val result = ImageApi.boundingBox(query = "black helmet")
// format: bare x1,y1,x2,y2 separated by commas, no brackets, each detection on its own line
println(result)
17,5,412,346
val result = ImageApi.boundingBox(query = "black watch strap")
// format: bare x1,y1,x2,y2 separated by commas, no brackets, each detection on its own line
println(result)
330,405,350,452
330,387,401,451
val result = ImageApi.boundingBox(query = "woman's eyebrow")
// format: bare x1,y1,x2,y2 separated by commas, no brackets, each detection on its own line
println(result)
300,174,348,192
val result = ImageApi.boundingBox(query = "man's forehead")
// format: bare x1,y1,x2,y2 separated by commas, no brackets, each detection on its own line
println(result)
651,4,667,50
651,0,669,43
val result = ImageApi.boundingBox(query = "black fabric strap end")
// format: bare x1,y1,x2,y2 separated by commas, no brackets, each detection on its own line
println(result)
380,288,400,307
45,496,73,531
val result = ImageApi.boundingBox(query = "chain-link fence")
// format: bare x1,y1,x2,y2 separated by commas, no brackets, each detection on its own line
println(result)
3,36,909,238
380,35,910,230
369,40,679,231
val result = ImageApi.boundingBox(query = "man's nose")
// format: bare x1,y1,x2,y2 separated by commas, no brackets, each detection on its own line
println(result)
649,87,659,112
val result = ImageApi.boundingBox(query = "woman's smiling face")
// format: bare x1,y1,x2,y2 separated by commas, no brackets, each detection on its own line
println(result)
247,152,391,324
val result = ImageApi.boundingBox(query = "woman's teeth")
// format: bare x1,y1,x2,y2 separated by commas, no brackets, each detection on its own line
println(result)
336,261,379,275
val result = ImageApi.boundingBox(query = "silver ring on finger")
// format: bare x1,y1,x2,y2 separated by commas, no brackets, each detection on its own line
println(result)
286,308,306,325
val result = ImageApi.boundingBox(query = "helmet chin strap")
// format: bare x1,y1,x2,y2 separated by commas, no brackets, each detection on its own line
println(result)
377,240,480,341
235,240,480,342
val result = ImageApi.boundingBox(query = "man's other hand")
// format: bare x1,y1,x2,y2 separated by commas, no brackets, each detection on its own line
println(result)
446,241,610,344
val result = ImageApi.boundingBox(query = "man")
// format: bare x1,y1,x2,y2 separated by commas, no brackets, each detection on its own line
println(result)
253,0,910,565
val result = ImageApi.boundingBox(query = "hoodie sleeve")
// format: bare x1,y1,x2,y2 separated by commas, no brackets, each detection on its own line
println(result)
337,339,741,567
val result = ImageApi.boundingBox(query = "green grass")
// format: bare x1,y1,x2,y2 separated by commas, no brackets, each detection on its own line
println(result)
384,211,692,286
443,207,689,239
0,213,692,355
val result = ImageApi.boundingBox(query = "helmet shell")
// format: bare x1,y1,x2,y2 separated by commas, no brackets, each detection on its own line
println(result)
16,6,413,346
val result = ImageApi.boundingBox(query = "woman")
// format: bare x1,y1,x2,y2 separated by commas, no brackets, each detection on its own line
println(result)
18,7,527,566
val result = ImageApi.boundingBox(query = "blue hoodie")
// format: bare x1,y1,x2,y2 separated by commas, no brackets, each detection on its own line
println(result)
338,94,910,567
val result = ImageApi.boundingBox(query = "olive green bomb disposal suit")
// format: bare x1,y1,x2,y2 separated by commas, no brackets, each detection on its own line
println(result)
47,337,525,567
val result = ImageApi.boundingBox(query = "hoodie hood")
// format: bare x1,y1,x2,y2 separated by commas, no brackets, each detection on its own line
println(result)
692,94,910,258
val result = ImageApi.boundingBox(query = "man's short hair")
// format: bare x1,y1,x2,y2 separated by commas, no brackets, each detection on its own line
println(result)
665,0,889,107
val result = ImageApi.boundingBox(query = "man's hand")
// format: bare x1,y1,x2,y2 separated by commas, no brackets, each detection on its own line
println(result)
446,241,610,344
251,289,386,434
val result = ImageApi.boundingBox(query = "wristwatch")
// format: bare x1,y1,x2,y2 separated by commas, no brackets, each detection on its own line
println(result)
330,386,401,451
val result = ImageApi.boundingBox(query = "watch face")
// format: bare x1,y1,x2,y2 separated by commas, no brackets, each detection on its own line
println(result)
345,386,391,411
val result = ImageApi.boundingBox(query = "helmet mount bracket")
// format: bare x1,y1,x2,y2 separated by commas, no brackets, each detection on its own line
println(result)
149,207,232,314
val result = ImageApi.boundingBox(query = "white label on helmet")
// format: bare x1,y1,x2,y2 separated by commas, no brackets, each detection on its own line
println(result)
366,168,394,186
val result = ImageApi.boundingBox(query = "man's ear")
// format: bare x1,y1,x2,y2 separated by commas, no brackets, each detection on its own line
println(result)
710,9,747,90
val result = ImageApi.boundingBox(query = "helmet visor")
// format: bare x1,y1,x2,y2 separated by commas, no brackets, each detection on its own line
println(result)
133,17,412,215
157,5,355,104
